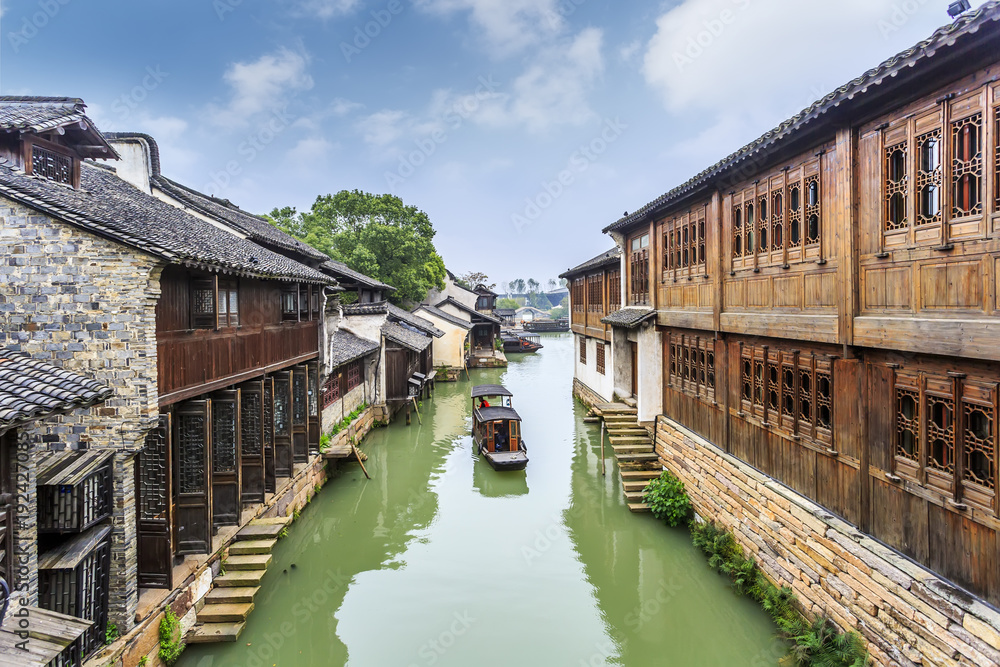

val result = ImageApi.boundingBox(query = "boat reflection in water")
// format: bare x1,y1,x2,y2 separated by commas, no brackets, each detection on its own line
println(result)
472,459,528,498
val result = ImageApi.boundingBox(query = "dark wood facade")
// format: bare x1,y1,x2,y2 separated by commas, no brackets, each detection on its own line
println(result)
603,54,1000,606
569,262,620,344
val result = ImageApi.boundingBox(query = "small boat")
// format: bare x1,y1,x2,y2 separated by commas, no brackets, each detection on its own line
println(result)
523,318,569,333
501,331,543,353
471,384,528,471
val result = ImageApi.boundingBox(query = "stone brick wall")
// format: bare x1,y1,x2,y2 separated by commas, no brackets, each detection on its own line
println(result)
573,377,606,410
321,382,368,434
0,198,163,629
654,415,1000,667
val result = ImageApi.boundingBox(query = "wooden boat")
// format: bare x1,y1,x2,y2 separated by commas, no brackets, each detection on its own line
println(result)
523,318,569,333
471,384,528,471
501,331,543,353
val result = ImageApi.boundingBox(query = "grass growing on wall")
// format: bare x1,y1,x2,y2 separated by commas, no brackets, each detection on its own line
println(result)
320,403,369,451
644,471,869,666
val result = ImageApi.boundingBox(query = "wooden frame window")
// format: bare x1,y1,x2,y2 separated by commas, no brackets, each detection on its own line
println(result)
739,344,833,448
299,285,310,321
892,368,997,513
587,275,603,312
281,285,299,322
191,278,216,329
322,372,341,409
665,331,715,403
346,360,363,392
572,278,586,312
311,286,321,318
579,336,587,364
629,233,649,305
23,136,79,187
607,268,621,311
218,279,239,328
663,209,707,281
596,342,606,375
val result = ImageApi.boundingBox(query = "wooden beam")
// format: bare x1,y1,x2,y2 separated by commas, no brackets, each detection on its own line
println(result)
157,352,318,407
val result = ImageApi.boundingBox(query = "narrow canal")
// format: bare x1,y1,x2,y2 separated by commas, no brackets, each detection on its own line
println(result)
182,334,779,667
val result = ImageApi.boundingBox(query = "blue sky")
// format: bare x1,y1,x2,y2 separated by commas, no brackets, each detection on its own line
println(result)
0,0,985,289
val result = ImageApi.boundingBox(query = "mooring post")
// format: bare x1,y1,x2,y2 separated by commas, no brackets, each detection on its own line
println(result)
406,403,411,425
411,396,422,425
600,421,606,476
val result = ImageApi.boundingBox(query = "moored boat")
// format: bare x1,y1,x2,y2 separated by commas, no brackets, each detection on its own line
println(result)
500,331,543,353
471,384,528,471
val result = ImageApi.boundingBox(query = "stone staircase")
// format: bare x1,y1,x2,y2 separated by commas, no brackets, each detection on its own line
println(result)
594,403,661,513
187,516,291,644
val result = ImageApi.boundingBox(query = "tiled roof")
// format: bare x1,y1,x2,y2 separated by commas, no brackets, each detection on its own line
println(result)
342,301,390,317
603,2,1000,234
388,303,444,338
0,97,119,160
414,305,472,330
323,260,395,292
436,297,502,325
381,321,432,353
601,307,656,329
493,308,516,317
0,161,333,284
328,329,380,368
0,350,114,432
154,174,330,263
560,247,621,278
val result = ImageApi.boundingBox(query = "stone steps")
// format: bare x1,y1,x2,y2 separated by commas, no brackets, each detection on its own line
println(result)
205,587,259,604
623,481,651,493
612,444,655,454
627,503,651,513
607,427,648,437
197,602,254,624
225,554,271,571
598,405,637,416
620,469,662,481
229,539,276,555
616,453,660,464
610,436,652,446
625,491,646,503
188,622,245,644
214,569,266,587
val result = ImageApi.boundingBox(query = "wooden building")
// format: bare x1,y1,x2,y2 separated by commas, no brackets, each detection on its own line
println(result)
568,4,1000,660
561,248,621,404
0,99,337,634
0,350,115,665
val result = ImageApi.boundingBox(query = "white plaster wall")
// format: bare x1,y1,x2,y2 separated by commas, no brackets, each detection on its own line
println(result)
611,327,631,402
414,309,469,368
636,325,662,423
110,141,151,194
574,334,614,402
424,273,477,310
438,301,472,323
340,313,387,404
322,382,368,432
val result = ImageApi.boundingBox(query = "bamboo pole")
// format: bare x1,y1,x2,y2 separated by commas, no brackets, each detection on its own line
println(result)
411,396,423,424
600,421,606,476
351,439,371,479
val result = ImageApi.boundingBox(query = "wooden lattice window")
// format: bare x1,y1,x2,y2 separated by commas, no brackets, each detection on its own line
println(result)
212,398,238,475
608,269,621,311
596,343,606,375
771,190,784,251
281,285,299,322
758,194,769,253
895,383,920,462
241,389,263,457
788,182,802,248
274,380,290,436
218,279,239,328
293,370,307,425
962,383,996,492
744,199,755,256
347,360,362,392
885,141,908,231
917,129,942,226
579,336,587,364
587,275,603,312
322,373,341,409
925,378,956,475
299,286,310,321
572,279,586,312
31,145,73,185
140,422,170,521
311,285,321,318
951,113,983,218
740,346,832,445
664,211,706,278
732,204,744,258
177,411,207,495
191,279,216,329
805,175,821,245
665,332,714,403
629,234,649,305
995,106,1000,211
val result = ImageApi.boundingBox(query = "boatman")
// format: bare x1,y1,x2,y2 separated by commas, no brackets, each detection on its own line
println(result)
479,397,490,408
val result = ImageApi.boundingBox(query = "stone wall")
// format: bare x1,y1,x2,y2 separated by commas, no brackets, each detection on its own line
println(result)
0,199,162,628
321,379,369,434
573,378,606,410
654,415,1000,667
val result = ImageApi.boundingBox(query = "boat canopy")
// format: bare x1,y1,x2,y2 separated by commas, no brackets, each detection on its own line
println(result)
471,384,513,398
474,406,521,422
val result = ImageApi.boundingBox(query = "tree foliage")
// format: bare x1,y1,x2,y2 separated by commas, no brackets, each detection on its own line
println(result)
497,297,520,310
268,190,446,305
458,271,494,291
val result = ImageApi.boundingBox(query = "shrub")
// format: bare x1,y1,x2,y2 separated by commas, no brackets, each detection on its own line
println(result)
642,471,693,527
104,622,119,645
158,609,185,665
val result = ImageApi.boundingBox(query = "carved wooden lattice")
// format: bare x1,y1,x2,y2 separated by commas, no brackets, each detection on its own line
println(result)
884,141,909,231
212,399,237,474
698,216,706,266
895,387,920,461
951,113,983,218
587,275,602,311
293,372,307,425
741,357,753,403
771,190,784,251
629,240,649,305
768,363,780,412
608,269,621,310
805,176,821,245
744,200,755,256
817,372,833,430
788,183,802,248
754,359,765,408
177,412,206,495
263,381,274,446
347,361,362,391
994,107,1000,211
800,369,813,424
758,195,769,253
274,379,290,435
322,373,341,408
31,145,73,184
596,342,606,375
732,204,744,258
963,393,995,490
782,365,796,418
926,386,955,474
241,389,262,456
308,366,319,415
140,421,169,521
916,129,942,226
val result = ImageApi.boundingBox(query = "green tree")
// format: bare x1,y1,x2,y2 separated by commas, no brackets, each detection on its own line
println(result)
497,298,520,310
268,190,446,305
512,278,526,295
459,271,495,291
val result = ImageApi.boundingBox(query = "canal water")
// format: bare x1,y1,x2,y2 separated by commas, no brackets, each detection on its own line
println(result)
182,334,780,667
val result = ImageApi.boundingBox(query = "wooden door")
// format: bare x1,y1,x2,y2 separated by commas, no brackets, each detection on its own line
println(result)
173,400,212,555
307,362,320,455
386,348,407,401
292,365,309,464
509,421,520,452
136,414,173,588
263,376,276,493
239,381,266,505
631,342,639,398
273,371,293,478
0,431,14,588
211,390,242,528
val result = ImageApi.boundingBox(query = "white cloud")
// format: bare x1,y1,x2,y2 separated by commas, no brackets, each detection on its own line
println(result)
619,39,642,64
285,137,337,165
290,0,362,19
207,48,313,127
331,98,364,116
415,0,567,55
356,109,410,147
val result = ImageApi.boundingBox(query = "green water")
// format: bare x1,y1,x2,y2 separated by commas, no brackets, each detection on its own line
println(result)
181,334,781,667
